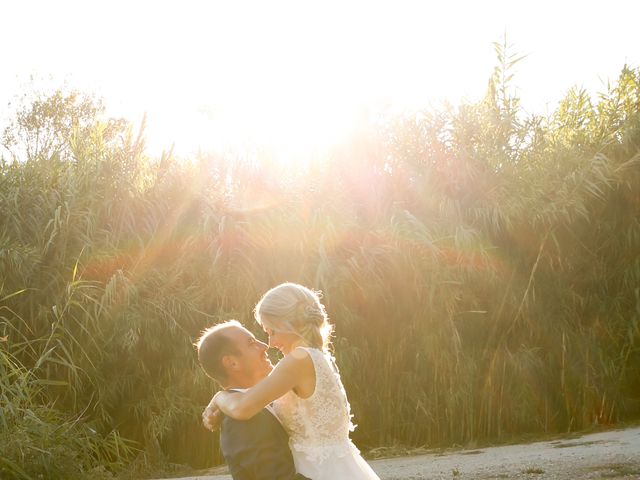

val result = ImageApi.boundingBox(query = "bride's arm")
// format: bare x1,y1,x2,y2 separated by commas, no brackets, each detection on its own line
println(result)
214,349,312,420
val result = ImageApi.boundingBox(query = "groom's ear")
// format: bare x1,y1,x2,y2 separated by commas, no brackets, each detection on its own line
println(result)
221,354,238,371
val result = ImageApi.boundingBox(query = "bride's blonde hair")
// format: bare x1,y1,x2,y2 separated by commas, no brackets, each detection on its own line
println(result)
254,282,333,351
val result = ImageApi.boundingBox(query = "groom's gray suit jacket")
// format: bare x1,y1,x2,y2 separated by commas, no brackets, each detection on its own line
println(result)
219,402,310,480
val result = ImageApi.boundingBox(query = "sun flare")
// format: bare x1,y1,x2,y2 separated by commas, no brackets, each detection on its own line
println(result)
3,1,638,162
138,69,372,168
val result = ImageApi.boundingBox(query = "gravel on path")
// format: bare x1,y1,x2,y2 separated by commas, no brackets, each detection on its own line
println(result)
154,426,640,480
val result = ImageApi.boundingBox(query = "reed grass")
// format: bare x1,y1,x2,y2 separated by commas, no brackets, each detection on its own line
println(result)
0,54,639,473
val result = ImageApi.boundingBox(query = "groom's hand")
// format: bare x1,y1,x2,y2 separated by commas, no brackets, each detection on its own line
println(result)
202,398,222,432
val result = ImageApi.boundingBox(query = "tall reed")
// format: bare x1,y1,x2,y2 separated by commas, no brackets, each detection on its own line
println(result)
0,57,639,471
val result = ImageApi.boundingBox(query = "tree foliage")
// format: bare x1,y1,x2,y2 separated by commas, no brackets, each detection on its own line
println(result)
1,57,639,476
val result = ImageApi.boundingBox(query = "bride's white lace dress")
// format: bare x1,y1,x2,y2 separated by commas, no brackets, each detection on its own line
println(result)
273,347,380,479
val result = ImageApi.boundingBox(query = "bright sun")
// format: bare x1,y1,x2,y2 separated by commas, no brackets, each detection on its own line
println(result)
104,2,475,162
141,88,362,167
5,1,636,163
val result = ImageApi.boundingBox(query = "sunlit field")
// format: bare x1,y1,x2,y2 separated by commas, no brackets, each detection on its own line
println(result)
1,42,640,479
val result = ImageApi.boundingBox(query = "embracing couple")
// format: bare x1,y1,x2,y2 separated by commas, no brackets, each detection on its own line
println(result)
196,282,380,480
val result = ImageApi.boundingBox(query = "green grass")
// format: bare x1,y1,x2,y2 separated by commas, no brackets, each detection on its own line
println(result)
589,463,640,478
521,467,545,474
1,48,639,473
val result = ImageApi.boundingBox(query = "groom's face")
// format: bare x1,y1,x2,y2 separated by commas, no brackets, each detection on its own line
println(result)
224,326,273,385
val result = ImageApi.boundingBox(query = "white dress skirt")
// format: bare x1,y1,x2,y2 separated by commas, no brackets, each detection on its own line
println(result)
273,347,380,480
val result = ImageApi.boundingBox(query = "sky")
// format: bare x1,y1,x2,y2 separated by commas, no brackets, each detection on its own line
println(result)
1,0,639,158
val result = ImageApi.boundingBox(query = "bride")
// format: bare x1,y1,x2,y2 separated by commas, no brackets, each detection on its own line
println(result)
205,282,379,480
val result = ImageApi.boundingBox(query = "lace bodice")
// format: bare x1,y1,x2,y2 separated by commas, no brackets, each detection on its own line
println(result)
273,347,359,464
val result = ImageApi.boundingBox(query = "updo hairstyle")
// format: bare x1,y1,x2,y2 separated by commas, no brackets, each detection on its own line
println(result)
254,283,333,351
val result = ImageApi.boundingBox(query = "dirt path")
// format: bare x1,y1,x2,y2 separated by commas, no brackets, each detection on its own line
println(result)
158,426,640,479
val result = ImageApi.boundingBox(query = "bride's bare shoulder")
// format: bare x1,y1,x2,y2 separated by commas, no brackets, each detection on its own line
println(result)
282,347,315,373
290,346,311,360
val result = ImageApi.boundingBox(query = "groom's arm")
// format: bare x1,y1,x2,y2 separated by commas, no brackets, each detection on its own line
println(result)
221,411,309,480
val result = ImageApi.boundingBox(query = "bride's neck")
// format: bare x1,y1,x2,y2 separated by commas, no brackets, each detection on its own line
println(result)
284,338,308,354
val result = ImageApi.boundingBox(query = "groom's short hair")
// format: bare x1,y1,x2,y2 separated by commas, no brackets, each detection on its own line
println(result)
195,320,242,384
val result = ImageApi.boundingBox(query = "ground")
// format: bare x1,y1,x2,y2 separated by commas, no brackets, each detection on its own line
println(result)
155,426,640,480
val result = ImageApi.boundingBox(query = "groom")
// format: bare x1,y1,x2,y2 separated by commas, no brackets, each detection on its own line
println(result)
196,320,309,480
